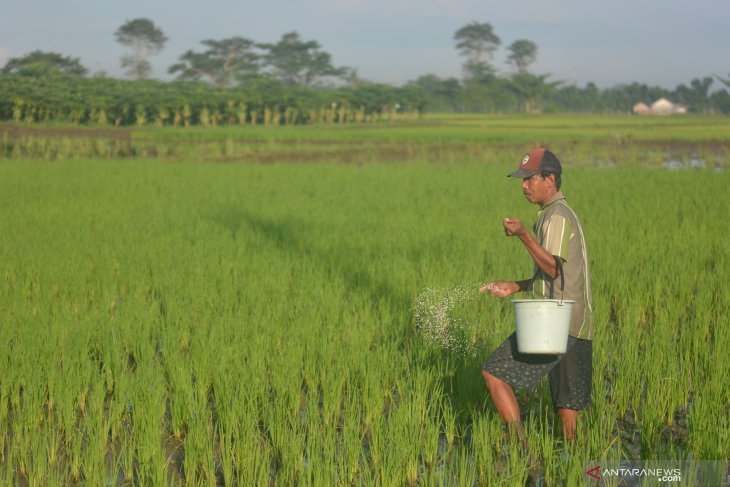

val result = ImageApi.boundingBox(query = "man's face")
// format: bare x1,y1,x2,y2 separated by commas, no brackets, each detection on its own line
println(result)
521,173,554,205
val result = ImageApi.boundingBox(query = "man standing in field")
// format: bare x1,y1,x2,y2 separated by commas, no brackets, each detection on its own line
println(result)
480,147,593,441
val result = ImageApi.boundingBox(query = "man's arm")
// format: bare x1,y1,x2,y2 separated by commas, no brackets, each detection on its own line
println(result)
503,217,561,279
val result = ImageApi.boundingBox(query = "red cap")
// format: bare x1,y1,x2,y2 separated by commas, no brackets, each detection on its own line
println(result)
508,148,562,178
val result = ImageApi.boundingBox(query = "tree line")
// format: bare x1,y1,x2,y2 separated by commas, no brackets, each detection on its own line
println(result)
2,18,730,127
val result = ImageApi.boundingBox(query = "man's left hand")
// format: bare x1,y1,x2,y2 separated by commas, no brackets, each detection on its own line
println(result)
503,217,527,237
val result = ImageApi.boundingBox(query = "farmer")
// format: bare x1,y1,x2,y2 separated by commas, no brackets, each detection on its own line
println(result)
479,147,593,441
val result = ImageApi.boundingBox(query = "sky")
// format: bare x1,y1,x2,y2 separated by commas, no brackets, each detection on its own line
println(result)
2,0,729,89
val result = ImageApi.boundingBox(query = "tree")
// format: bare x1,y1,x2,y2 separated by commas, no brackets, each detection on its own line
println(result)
2,50,88,76
169,37,259,87
115,18,167,80
453,21,501,82
710,89,730,115
506,39,538,74
342,67,366,87
259,31,346,86
507,73,558,112
409,74,462,111
461,60,498,85
676,77,714,113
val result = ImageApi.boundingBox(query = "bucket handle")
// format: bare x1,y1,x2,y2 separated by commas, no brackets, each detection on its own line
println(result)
531,255,566,304
553,256,566,305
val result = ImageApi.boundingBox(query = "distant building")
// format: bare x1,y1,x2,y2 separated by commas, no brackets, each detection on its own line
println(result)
632,102,651,115
651,98,676,115
633,98,687,115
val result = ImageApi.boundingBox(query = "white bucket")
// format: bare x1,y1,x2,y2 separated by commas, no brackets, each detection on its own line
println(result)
511,299,574,354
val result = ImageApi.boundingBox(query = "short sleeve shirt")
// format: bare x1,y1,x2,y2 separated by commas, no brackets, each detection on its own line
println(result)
531,192,594,339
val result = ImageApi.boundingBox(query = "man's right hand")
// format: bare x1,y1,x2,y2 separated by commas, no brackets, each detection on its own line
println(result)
480,281,520,298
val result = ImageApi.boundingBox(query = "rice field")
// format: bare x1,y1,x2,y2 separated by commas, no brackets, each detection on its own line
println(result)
1,115,729,485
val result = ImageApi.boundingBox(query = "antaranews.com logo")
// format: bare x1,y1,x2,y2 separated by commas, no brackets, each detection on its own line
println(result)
584,460,728,486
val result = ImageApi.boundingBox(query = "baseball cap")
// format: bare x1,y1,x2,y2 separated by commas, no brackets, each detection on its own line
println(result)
507,148,562,178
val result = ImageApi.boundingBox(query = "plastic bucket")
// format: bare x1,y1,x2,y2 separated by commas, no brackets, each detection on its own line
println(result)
511,299,574,354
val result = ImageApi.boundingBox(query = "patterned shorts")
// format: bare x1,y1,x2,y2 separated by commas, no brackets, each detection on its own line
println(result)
481,332,592,410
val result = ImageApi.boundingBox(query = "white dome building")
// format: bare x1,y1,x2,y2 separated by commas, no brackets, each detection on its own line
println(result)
650,98,677,115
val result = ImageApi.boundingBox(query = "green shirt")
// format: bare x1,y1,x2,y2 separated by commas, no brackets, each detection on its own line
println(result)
531,192,594,339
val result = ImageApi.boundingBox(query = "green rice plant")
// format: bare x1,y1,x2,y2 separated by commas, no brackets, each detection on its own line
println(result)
215,417,235,486
4,437,15,484
79,382,109,485
338,384,366,484
468,408,500,485
42,420,62,472
181,390,216,486
233,417,271,485
128,360,168,486
67,424,84,482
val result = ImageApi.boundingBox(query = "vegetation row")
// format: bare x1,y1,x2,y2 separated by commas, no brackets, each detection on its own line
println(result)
0,75,424,127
